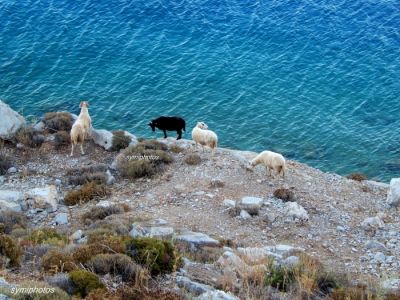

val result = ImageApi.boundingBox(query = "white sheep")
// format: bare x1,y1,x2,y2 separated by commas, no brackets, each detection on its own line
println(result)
191,122,218,153
70,101,92,156
249,150,286,178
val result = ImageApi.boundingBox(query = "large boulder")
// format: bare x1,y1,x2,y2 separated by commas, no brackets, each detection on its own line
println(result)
0,190,23,212
176,231,220,249
91,128,113,151
239,196,263,215
24,185,58,212
284,202,309,222
387,178,400,207
0,100,25,139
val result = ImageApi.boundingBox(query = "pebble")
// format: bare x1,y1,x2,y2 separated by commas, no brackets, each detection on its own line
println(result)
239,210,251,220
54,213,69,225
7,167,17,174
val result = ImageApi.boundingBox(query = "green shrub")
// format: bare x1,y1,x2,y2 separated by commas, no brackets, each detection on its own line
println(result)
0,281,71,300
0,233,22,267
81,205,124,224
0,211,28,234
125,237,177,275
28,228,67,246
184,153,201,165
54,130,70,149
69,270,105,298
264,264,295,292
0,152,12,175
43,112,73,132
41,250,76,273
273,188,295,202
15,127,44,148
346,173,368,181
111,130,132,151
64,182,110,206
116,141,173,179
88,253,146,282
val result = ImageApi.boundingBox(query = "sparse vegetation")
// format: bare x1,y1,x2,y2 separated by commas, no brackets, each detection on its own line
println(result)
111,130,131,151
273,188,295,202
169,144,184,153
41,250,76,273
64,182,110,206
81,205,125,224
0,281,71,300
0,233,22,267
184,153,201,165
126,237,177,275
43,112,73,132
347,173,368,181
54,130,70,149
69,269,105,298
116,140,173,179
0,152,12,175
0,211,28,234
68,172,108,186
66,164,108,175
15,127,44,148
28,228,67,246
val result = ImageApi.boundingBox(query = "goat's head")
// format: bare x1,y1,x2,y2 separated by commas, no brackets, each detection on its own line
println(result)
80,101,89,108
148,120,156,132
196,122,208,129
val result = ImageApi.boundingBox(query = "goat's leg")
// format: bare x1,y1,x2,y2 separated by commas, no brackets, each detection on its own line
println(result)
177,130,182,140
163,130,167,138
70,144,74,156
80,142,85,155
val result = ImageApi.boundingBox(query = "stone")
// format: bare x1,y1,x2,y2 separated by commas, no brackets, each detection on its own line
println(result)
146,226,174,239
54,179,62,186
45,273,75,295
176,231,220,248
7,167,17,174
106,170,115,185
0,177,4,185
216,251,252,274
387,178,400,207
336,226,346,232
0,100,26,139
365,241,387,252
196,291,239,300
361,214,384,230
33,121,45,132
223,199,236,208
122,131,138,147
239,210,251,219
129,224,146,238
0,200,22,212
96,200,111,208
240,196,263,215
176,276,213,296
92,128,113,151
151,219,168,225
283,256,300,267
381,278,400,291
54,213,69,225
0,190,23,212
374,252,386,264
285,202,309,222
25,185,58,212
70,230,83,241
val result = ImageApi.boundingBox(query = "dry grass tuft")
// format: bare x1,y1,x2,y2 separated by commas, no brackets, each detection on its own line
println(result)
0,233,22,267
15,127,44,148
0,211,28,234
111,130,132,151
347,173,368,181
184,153,201,165
54,130,70,149
64,182,110,206
41,249,77,274
43,112,73,132
273,188,295,202
81,205,125,224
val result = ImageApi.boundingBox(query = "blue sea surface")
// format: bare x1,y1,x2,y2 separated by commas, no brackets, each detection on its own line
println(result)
1,0,399,181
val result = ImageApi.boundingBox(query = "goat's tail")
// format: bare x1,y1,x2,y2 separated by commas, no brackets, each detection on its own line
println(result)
279,163,286,177
210,140,217,149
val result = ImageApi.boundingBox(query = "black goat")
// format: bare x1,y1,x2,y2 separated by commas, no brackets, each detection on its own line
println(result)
148,116,186,140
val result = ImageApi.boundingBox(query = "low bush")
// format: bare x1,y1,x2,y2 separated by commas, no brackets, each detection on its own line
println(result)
81,205,125,224
88,253,147,282
169,144,184,153
54,130,70,149
111,130,132,151
43,112,73,132
116,141,173,179
0,233,22,267
45,272,75,295
87,218,131,236
184,153,201,165
69,270,105,298
68,172,107,186
15,127,44,148
66,164,108,176
125,237,177,275
41,250,76,273
64,182,110,206
0,211,28,234
346,173,368,181
0,152,12,175
264,264,295,292
28,228,67,246
273,188,295,202
332,285,378,300
0,281,70,300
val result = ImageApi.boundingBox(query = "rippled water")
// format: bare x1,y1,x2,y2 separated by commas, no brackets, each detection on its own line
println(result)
1,0,399,181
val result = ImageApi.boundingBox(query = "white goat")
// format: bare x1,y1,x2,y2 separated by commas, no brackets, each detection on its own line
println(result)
70,101,92,156
191,122,218,153
249,150,286,178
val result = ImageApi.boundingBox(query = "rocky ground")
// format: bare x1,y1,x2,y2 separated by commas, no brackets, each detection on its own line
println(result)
0,100,399,299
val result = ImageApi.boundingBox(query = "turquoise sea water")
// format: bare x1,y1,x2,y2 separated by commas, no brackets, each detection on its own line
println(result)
1,0,399,181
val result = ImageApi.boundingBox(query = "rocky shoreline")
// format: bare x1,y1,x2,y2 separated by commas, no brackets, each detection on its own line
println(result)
0,100,399,299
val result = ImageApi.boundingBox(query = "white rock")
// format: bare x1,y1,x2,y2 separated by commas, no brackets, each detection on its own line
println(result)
0,100,26,139
196,290,239,300
223,199,236,208
146,226,174,238
381,278,400,291
176,231,220,248
0,200,22,212
106,170,115,185
7,167,17,174
216,251,252,274
239,210,251,219
92,128,113,150
129,224,146,238
33,121,45,132
71,230,83,241
54,213,69,225
25,185,58,212
0,177,4,184
176,276,212,296
374,252,386,264
365,240,387,252
240,196,263,215
283,256,300,267
387,178,400,207
123,131,138,147
96,200,111,208
361,213,384,230
0,190,24,202
285,202,309,222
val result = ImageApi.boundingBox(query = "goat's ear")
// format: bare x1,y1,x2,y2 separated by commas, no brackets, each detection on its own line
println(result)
85,102,89,107
79,101,83,108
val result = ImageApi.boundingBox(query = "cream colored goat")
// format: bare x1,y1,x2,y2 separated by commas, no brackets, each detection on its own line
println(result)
70,101,92,156
249,150,286,178
191,122,218,153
